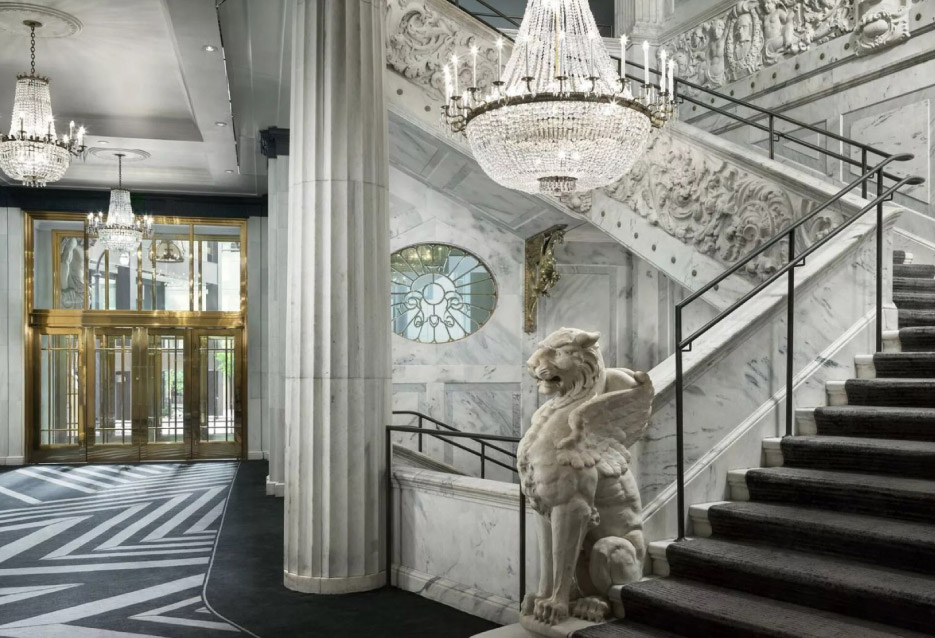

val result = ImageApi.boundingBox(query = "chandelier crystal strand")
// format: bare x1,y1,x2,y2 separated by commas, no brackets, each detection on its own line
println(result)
87,154,154,257
0,21,85,187
441,0,675,195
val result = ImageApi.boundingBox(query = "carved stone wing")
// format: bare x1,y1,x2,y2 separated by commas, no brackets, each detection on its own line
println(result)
555,372,655,477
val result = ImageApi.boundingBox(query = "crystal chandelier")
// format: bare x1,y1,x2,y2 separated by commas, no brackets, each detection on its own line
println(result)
441,0,675,195
0,20,85,187
87,154,153,257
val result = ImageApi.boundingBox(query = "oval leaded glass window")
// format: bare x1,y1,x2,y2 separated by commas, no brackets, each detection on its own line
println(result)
391,243,497,344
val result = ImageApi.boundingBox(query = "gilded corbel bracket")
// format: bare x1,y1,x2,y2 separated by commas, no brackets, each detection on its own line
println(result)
524,224,567,333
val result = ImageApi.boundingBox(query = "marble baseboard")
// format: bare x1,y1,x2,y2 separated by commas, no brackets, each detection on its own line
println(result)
284,569,386,594
0,457,24,465
394,565,519,625
247,450,266,460
266,477,285,497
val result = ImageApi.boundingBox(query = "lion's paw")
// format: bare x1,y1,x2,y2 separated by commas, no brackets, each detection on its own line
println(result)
534,597,569,625
572,596,610,622
521,593,542,616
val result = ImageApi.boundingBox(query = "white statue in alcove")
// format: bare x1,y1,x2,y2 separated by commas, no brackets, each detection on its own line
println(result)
518,328,655,628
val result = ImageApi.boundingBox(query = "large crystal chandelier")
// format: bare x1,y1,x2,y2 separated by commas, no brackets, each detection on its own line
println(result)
0,20,85,187
441,0,675,195
87,154,153,258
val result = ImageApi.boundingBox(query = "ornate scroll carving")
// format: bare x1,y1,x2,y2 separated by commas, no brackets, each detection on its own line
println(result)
524,225,567,333
384,0,507,101
602,132,832,278
854,0,910,53
666,0,854,89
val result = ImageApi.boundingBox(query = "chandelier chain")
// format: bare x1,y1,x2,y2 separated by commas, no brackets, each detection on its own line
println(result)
29,24,35,76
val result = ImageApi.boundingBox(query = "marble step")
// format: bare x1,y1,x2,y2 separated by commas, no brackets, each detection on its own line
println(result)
774,435,935,478
894,264,935,279
893,250,913,265
743,467,935,523
900,309,935,328
857,352,935,378
614,577,929,638
691,500,935,575
894,292,935,310
813,406,935,441
842,379,935,408
883,330,902,352
571,620,684,638
662,538,935,634
895,277,935,293
898,327,935,352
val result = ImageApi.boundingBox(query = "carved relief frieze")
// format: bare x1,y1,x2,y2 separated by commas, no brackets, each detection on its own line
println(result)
666,0,855,90
854,0,911,53
384,0,507,102
602,132,829,278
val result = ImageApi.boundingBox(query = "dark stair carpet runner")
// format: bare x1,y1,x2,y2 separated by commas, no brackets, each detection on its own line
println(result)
575,255,935,638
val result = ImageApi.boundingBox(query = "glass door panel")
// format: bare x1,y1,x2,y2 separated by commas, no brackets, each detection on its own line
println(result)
140,330,191,460
31,330,85,462
87,329,139,462
193,330,242,459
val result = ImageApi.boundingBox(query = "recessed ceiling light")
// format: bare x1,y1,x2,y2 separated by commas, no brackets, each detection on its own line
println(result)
215,121,227,127
98,140,109,144
203,44,217,52
225,169,234,174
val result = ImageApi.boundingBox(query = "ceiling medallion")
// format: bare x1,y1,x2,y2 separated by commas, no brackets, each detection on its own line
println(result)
87,153,153,258
0,19,86,187
441,0,675,195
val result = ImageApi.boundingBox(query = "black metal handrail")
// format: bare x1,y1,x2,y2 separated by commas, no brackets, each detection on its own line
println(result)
392,410,517,478
385,424,525,606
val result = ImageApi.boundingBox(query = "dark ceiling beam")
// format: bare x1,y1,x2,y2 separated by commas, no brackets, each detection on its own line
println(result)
260,127,290,158
0,185,267,218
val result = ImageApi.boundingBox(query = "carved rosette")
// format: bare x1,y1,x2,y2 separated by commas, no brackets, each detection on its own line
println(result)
384,0,507,101
666,0,857,90
602,132,819,278
854,0,911,54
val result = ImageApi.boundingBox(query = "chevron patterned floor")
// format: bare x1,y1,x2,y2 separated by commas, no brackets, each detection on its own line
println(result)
0,462,243,636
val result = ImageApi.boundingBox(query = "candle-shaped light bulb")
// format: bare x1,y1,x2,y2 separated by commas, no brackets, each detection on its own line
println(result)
524,35,531,80
642,40,650,87
69,121,75,138
668,59,675,97
659,49,667,93
558,30,566,78
619,34,628,78
443,64,452,102
496,38,503,80
470,45,478,88
589,32,595,78
451,54,459,95
77,126,86,146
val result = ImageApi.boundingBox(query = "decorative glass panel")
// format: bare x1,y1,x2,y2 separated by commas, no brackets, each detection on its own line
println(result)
391,243,497,344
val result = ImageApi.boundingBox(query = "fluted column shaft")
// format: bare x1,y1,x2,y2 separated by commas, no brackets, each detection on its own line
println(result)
283,0,391,594
266,156,289,497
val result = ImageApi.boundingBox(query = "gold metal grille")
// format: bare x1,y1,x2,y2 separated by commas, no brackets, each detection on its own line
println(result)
38,334,80,446
147,334,186,444
93,333,133,445
200,335,236,443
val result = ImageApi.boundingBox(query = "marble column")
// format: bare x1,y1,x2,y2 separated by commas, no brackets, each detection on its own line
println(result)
283,0,391,594
266,156,289,497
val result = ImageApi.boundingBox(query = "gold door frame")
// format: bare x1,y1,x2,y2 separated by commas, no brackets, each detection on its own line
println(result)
24,212,249,463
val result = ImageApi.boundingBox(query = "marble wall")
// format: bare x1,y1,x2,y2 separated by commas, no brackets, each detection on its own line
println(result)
390,166,526,481
0,206,24,465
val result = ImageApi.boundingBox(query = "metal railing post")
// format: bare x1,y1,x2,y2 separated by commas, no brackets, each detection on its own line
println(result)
786,229,796,437
385,430,392,588
519,491,526,607
861,149,869,199
418,415,423,453
675,308,686,541
768,114,775,160
877,170,885,352
480,442,486,479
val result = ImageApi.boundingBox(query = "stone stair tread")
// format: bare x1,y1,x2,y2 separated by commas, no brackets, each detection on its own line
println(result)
667,537,935,608
894,264,935,279
616,578,929,638
707,501,935,554
572,620,685,638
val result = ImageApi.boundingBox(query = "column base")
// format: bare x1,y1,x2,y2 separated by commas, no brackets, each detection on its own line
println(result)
265,476,285,497
283,570,386,594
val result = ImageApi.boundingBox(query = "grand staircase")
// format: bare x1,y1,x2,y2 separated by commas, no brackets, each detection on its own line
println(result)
577,251,935,637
